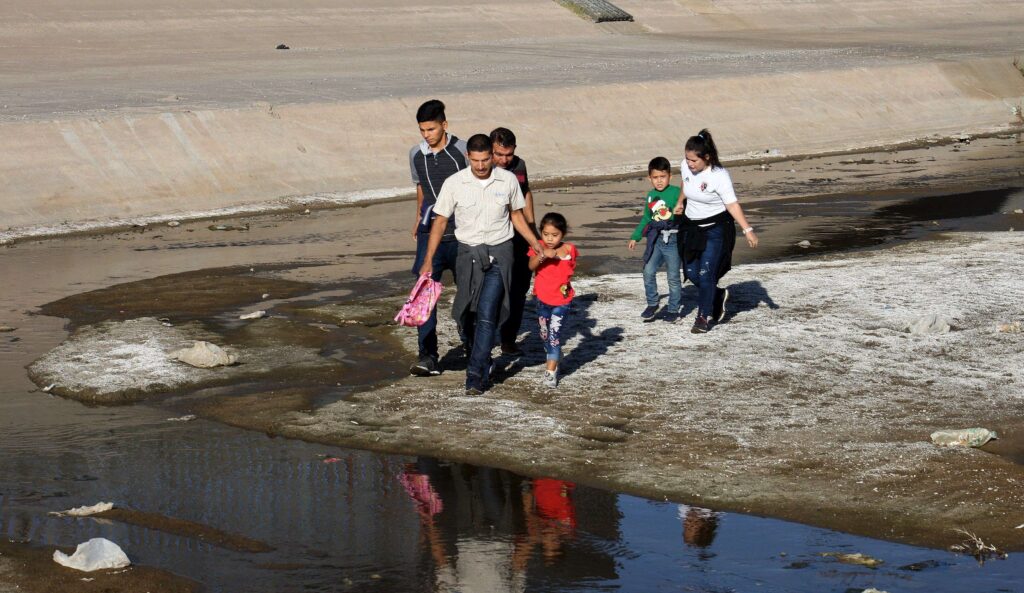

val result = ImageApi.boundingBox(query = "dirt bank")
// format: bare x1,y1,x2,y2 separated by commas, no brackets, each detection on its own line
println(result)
0,539,197,593
271,231,1024,550
1,0,1022,237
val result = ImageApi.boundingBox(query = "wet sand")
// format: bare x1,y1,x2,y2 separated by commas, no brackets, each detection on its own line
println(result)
0,539,198,593
2,136,1024,588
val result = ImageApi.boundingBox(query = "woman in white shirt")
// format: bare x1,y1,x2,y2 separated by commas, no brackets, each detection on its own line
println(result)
672,129,758,333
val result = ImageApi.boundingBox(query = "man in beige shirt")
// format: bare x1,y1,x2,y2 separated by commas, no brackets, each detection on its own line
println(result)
420,134,553,395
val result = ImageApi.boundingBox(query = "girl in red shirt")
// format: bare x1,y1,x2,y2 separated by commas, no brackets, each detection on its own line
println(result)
528,212,578,389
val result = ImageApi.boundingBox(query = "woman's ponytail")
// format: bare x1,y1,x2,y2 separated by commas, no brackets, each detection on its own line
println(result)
684,128,723,169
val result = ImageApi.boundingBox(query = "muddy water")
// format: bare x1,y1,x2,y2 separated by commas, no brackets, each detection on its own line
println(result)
1,137,1023,591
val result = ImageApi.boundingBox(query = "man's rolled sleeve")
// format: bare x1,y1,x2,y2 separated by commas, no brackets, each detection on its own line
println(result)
433,177,457,218
508,182,526,212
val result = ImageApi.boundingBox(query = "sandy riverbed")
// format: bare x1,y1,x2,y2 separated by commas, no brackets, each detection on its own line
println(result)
8,136,1023,562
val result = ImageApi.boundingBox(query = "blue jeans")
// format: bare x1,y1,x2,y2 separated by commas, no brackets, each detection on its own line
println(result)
643,233,682,312
683,223,726,319
462,263,504,386
536,302,571,363
412,233,458,360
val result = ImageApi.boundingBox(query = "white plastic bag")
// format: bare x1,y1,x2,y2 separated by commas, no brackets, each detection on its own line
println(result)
53,538,130,571
49,502,113,517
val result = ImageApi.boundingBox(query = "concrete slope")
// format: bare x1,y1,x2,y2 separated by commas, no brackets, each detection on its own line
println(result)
1,1,1023,238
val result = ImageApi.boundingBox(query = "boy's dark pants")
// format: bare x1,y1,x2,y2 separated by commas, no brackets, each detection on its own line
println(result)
500,232,532,346
412,233,458,360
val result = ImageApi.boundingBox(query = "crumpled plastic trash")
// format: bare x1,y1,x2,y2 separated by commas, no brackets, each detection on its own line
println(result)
930,428,997,447
239,310,267,320
53,538,130,571
819,552,883,568
170,341,238,368
49,502,113,517
904,314,953,335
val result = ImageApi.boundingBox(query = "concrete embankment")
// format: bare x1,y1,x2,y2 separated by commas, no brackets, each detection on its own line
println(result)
1,0,1022,238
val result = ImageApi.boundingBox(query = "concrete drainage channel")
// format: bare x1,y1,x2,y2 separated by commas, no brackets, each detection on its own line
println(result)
556,0,633,22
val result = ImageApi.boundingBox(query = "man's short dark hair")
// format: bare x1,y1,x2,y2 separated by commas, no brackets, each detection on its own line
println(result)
489,127,516,148
466,134,493,154
416,99,447,123
648,156,672,174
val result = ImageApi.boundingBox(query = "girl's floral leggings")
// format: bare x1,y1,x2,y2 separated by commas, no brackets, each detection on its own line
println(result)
537,301,571,362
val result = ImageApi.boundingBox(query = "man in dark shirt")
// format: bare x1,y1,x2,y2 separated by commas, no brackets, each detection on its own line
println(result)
408,100,467,377
490,127,537,355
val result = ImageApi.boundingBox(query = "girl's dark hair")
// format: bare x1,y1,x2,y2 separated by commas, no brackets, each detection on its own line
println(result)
648,156,671,174
539,212,568,235
684,129,722,169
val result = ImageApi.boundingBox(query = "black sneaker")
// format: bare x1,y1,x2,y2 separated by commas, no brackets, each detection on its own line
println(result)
641,305,660,321
409,356,441,377
661,309,680,323
500,342,523,356
713,288,729,323
691,316,710,334
465,376,487,396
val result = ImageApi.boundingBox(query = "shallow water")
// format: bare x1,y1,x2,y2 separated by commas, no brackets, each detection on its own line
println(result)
1,145,1023,590
2,413,1022,593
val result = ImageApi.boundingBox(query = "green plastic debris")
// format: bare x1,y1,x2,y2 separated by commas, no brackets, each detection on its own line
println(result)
819,552,883,568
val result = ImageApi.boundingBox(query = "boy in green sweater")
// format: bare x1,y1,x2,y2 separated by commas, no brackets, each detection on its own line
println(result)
627,157,682,321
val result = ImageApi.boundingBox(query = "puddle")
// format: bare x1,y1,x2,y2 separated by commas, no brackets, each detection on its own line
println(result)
2,417,1020,593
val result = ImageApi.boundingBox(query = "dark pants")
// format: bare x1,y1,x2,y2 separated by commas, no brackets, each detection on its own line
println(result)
463,263,504,387
683,223,726,319
499,233,532,346
412,233,458,360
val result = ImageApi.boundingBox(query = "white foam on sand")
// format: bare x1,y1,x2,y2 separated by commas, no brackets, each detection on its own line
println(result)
292,230,1024,531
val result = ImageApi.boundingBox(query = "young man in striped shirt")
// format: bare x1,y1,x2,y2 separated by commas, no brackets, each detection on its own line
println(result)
408,100,467,377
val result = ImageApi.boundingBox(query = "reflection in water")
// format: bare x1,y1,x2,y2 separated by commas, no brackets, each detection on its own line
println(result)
2,405,1024,592
679,504,720,551
400,459,616,592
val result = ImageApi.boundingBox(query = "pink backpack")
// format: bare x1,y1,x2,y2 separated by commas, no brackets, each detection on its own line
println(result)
394,274,443,327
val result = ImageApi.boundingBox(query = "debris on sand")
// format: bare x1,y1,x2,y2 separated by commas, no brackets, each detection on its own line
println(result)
819,552,883,568
49,502,114,517
949,529,1008,564
239,310,267,320
170,341,238,368
29,317,335,404
796,240,811,248
166,414,197,422
930,428,997,447
276,43,290,50
53,538,130,571
0,325,16,332
904,313,953,334
208,223,249,232
42,383,56,392
997,321,1022,333
166,221,181,227
1014,209,1024,214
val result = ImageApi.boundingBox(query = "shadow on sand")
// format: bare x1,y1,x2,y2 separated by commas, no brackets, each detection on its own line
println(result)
495,293,623,383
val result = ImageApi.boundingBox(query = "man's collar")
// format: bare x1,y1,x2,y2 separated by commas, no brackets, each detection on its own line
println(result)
419,133,451,155
463,167,496,185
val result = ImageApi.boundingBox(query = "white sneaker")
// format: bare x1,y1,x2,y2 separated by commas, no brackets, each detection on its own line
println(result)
542,370,558,388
